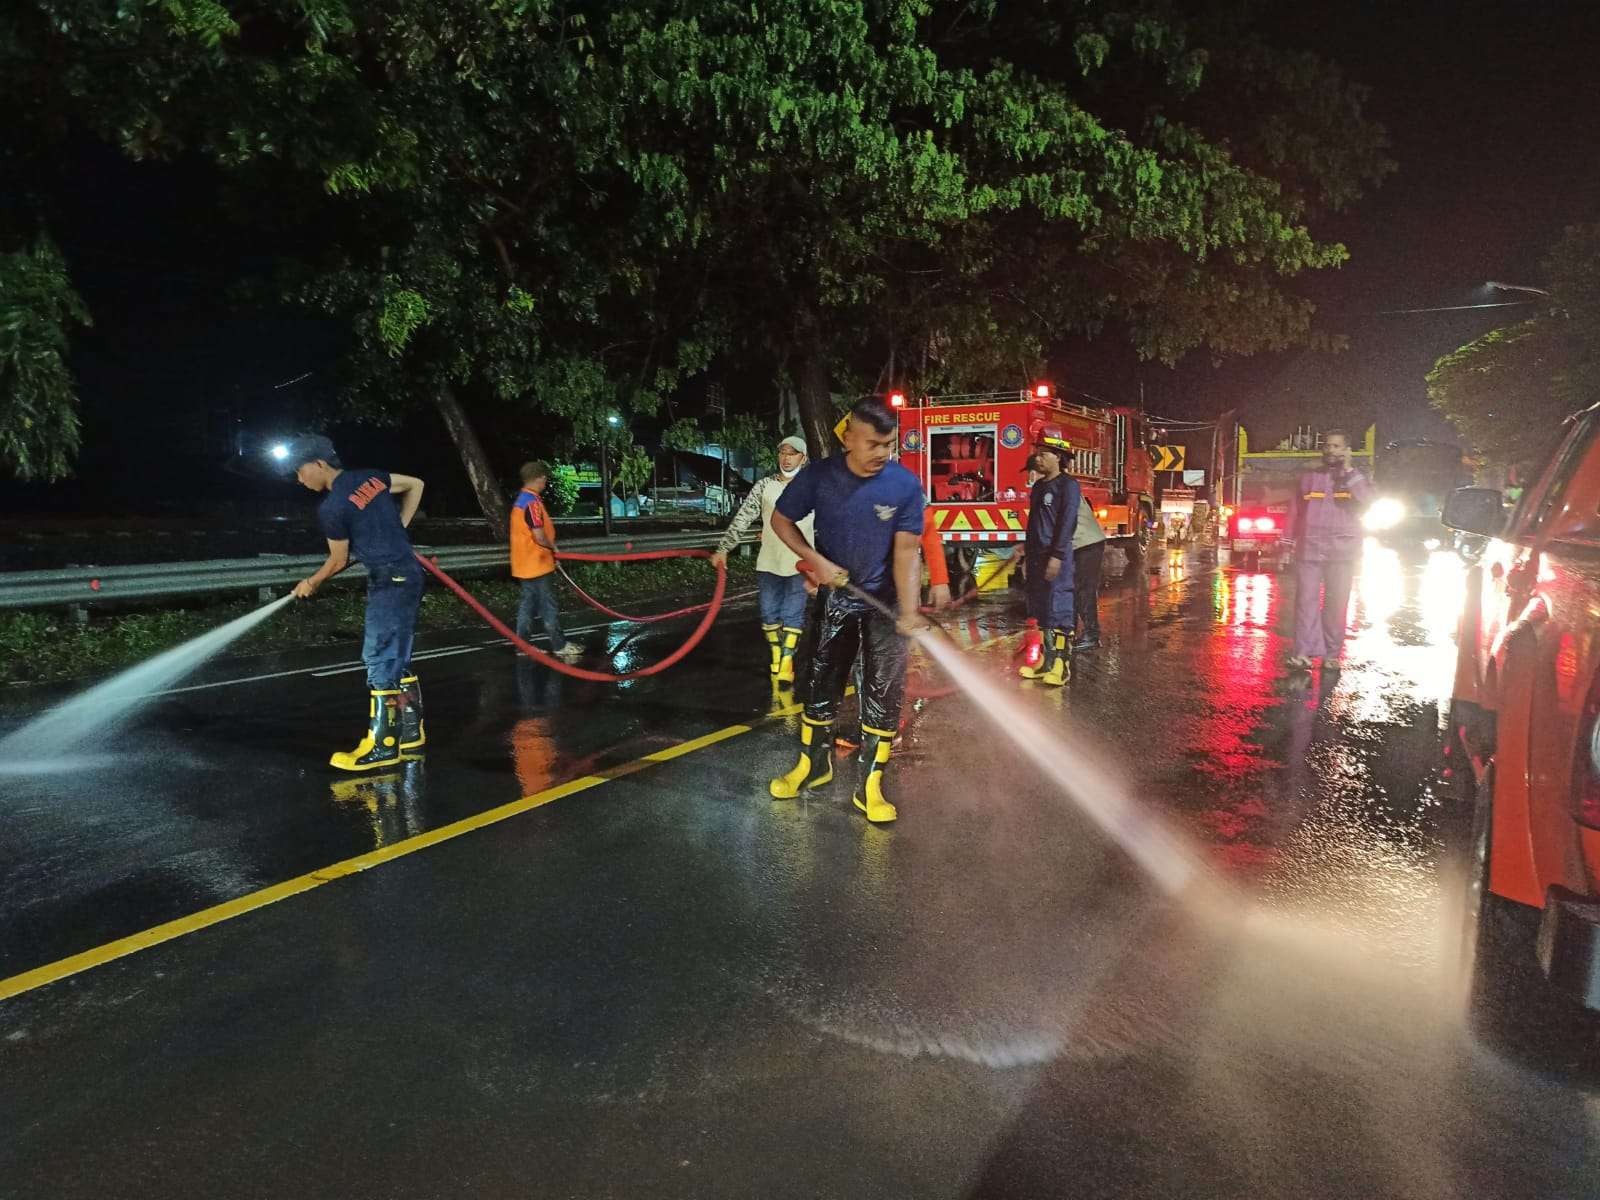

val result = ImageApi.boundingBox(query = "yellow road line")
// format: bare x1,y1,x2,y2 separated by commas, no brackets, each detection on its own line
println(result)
0,715,796,1004
3,585,1185,1005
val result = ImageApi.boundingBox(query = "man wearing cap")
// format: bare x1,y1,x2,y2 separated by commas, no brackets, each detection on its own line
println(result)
287,435,428,771
511,460,584,662
710,434,815,683
1019,440,1079,685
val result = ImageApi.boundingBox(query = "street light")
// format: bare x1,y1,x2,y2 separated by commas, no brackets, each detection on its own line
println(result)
598,416,622,537
1486,280,1551,297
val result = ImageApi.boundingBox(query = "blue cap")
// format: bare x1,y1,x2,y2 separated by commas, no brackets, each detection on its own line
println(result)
281,433,340,471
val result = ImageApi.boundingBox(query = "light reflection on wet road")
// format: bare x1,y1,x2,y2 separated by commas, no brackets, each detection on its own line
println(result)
3,547,1599,1199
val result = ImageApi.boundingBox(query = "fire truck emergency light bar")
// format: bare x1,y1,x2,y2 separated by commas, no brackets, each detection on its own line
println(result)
889,384,1054,407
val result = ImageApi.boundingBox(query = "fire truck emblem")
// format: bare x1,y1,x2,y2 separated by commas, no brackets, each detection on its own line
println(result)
903,429,923,453
874,504,897,522
1000,423,1025,449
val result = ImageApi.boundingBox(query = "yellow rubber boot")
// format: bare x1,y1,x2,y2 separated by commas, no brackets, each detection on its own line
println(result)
398,674,426,759
331,689,404,772
776,626,801,684
1038,629,1071,686
769,717,834,798
851,726,898,823
763,624,782,675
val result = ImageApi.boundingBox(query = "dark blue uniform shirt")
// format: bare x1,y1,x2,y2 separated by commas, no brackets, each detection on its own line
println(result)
776,455,925,602
318,468,413,566
1025,473,1081,563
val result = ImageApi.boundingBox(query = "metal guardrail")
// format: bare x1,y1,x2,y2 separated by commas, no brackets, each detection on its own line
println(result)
0,530,750,611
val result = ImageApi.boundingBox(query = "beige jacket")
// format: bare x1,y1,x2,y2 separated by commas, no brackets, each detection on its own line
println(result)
716,474,815,575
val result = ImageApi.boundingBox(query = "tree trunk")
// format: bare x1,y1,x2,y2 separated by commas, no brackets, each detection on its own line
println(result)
794,331,836,459
433,385,507,540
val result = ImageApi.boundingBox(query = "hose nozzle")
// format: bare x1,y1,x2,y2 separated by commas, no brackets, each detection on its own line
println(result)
796,560,850,590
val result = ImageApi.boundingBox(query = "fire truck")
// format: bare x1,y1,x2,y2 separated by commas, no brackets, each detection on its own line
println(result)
895,384,1155,584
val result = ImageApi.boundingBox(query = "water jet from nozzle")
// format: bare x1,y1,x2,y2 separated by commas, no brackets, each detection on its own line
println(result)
795,557,1201,894
0,593,295,773
913,629,1199,895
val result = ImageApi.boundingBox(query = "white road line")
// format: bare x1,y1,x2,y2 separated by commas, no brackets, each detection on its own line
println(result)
148,617,665,696
142,594,759,699
310,644,483,676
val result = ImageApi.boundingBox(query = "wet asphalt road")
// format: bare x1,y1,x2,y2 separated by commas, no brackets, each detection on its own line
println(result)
3,545,1600,1198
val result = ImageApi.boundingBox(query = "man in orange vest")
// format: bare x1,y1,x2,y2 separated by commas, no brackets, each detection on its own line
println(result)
511,461,584,662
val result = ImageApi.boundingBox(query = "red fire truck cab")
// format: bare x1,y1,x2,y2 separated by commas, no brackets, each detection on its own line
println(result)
897,386,1155,566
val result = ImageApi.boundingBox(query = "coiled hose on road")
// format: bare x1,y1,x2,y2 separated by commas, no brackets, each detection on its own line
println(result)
415,547,727,682
416,542,1010,687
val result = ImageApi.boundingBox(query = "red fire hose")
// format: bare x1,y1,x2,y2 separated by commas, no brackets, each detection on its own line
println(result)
414,548,727,682
555,564,721,624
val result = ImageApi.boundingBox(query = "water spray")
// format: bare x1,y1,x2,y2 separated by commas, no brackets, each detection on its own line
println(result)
0,593,295,772
802,561,1200,895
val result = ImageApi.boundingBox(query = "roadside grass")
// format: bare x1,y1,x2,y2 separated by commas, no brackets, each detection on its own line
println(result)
0,556,753,688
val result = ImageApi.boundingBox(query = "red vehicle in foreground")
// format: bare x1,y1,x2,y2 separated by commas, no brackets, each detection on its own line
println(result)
1444,403,1600,1023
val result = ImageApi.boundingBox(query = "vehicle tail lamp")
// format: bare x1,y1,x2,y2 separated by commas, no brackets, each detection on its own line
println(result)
1255,516,1277,533
1237,517,1256,533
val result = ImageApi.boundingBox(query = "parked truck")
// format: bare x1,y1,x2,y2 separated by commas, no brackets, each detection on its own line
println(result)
1210,417,1377,570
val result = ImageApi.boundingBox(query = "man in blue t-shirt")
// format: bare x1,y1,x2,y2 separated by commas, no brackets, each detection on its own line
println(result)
285,434,428,772
767,399,927,824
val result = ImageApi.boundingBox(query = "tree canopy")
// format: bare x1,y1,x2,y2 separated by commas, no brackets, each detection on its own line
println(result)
3,0,1392,517
1429,223,1600,472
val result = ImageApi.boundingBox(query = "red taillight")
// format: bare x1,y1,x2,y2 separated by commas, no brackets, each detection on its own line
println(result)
1237,517,1256,533
1255,516,1277,533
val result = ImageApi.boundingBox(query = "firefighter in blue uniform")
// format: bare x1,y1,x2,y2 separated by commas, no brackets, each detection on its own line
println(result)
765,399,929,824
286,434,428,771
1019,439,1079,685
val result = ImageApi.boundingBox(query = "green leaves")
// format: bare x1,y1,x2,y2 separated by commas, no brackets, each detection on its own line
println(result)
1430,224,1600,470
1429,321,1568,472
156,0,239,46
376,288,433,355
4,0,1393,502
0,239,90,482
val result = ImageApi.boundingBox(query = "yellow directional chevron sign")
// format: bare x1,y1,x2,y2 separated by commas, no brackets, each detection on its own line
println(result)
1148,444,1185,472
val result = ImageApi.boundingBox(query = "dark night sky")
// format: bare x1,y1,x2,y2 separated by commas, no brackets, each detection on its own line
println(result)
1142,0,1600,451
13,0,1600,514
